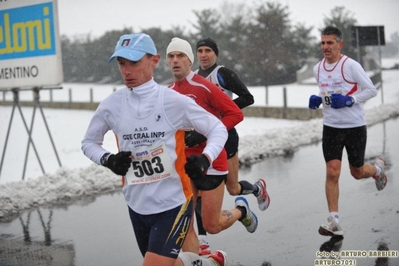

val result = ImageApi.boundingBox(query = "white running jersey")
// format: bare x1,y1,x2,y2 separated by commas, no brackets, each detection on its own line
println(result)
118,87,186,214
82,79,227,214
314,55,377,128
195,65,233,99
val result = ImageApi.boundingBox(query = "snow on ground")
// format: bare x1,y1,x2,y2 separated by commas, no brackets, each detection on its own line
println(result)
0,60,398,218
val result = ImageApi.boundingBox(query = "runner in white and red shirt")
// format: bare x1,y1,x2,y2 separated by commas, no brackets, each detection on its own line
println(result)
308,26,388,237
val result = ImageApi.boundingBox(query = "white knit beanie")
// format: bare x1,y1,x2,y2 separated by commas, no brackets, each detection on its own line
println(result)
166,37,194,64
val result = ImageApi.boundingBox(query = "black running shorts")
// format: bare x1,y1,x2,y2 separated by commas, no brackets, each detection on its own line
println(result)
322,125,366,167
128,198,193,258
192,174,227,191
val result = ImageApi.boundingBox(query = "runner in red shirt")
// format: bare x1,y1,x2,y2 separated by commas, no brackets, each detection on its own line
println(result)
166,37,259,255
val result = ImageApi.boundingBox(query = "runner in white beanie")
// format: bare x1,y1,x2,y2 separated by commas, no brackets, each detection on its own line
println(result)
166,37,194,64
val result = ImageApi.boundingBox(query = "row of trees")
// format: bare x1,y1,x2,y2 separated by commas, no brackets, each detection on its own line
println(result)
60,2,398,86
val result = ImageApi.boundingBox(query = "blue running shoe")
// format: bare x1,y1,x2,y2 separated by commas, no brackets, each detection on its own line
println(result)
235,196,258,233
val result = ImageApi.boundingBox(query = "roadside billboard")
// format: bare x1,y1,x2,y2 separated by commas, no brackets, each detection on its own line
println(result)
0,0,63,89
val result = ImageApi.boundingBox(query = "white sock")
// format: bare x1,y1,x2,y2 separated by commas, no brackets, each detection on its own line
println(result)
330,212,339,223
198,234,207,242
178,252,216,266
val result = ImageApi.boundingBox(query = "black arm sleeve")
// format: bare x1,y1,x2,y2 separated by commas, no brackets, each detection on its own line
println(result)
217,67,254,109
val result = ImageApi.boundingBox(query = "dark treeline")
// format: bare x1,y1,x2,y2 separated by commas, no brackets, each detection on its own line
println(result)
60,2,398,86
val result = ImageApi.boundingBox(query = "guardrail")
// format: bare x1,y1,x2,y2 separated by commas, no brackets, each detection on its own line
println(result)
0,86,323,120
0,100,322,120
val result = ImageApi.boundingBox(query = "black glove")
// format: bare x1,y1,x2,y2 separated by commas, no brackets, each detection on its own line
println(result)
106,151,132,175
185,130,207,147
184,154,210,181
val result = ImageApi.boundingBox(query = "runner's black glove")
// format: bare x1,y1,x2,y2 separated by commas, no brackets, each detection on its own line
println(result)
106,151,132,176
185,130,207,147
184,154,210,181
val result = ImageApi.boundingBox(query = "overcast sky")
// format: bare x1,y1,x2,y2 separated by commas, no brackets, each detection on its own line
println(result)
57,0,399,41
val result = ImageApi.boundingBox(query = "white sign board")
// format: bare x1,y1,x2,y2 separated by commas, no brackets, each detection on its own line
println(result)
0,0,63,89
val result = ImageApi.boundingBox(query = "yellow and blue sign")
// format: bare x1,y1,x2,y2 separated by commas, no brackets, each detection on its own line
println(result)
0,2,56,60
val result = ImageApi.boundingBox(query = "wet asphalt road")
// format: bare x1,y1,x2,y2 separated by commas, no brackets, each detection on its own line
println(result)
0,118,398,266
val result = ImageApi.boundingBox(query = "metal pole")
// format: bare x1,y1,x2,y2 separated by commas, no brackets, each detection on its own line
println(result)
35,88,62,167
22,97,39,180
90,88,93,103
377,27,386,157
355,28,361,63
17,101,45,180
283,87,287,119
377,27,384,104
0,90,18,179
68,88,72,103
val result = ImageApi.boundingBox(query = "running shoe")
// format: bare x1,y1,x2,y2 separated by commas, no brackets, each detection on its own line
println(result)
235,196,258,233
254,179,270,211
318,216,343,236
208,250,227,266
199,239,211,256
373,158,388,191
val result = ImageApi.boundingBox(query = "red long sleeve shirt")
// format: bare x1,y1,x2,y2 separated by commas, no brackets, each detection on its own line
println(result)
169,71,243,173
